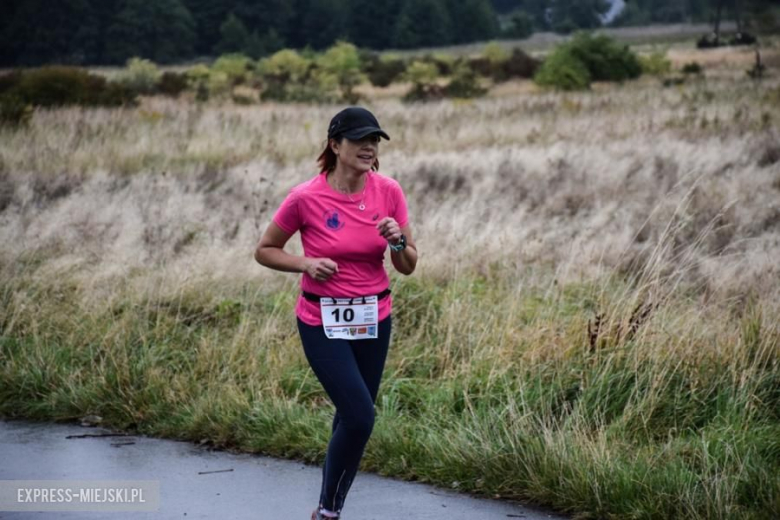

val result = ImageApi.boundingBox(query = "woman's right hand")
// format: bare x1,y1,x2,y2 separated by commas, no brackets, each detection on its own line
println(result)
303,258,339,282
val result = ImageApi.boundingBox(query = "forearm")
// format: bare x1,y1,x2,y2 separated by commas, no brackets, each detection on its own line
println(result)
255,246,308,273
390,245,417,275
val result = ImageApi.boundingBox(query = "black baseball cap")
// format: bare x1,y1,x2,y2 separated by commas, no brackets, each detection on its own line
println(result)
327,107,390,141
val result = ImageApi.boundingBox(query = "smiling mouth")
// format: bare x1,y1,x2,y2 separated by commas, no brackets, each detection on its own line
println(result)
358,155,373,161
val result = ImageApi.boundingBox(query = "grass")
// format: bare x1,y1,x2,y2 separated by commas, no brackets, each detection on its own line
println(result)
1,42,780,519
1,258,778,519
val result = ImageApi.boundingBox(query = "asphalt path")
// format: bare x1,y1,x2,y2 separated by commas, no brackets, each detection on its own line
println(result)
0,419,567,520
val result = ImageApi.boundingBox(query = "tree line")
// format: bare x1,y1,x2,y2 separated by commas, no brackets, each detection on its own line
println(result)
0,0,775,67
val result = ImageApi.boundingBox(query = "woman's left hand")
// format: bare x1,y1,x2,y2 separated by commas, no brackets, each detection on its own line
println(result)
377,217,402,245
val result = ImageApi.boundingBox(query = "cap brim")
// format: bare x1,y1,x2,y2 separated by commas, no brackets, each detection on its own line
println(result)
342,126,390,141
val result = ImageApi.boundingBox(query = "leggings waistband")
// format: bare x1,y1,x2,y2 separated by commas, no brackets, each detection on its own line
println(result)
301,288,391,304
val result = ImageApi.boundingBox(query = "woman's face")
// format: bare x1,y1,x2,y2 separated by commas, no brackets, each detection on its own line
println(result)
332,135,380,171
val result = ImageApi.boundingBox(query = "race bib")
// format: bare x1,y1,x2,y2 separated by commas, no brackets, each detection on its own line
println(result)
320,295,379,340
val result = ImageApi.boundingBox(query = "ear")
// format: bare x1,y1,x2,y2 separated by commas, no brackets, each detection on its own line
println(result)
329,138,340,155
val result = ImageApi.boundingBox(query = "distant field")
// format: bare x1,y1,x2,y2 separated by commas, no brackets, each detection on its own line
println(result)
388,22,740,57
1,43,779,520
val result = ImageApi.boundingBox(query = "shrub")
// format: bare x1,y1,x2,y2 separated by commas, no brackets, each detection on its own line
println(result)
207,71,231,98
425,53,456,76
534,49,592,91
231,86,257,105
444,64,487,99
316,41,365,102
0,71,22,95
402,61,444,102
9,67,136,107
639,51,672,76
118,57,161,95
0,94,33,128
256,49,311,84
566,33,641,82
404,60,439,86
256,49,337,103
479,42,512,81
505,10,534,39
502,48,540,79
662,76,686,87
466,56,494,78
483,41,509,65
211,53,254,86
534,33,641,90
365,54,407,87
156,71,188,97
682,62,703,75
186,64,211,101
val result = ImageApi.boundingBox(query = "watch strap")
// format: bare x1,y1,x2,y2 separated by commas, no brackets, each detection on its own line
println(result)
389,234,406,252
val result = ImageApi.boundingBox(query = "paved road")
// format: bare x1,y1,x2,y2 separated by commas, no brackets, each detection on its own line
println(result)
0,419,567,520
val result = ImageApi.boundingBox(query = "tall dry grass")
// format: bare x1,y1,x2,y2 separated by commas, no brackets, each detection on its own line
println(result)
1,50,779,519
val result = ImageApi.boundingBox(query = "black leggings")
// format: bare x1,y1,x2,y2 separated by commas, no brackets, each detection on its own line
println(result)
297,315,392,515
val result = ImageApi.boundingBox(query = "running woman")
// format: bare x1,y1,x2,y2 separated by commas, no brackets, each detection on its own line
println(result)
254,106,417,519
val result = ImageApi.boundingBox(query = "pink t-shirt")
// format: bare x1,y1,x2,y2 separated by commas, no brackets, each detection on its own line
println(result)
272,170,409,326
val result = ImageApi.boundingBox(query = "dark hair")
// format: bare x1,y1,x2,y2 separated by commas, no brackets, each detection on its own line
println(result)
317,138,380,173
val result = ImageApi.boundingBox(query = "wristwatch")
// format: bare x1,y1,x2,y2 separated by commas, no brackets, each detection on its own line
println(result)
389,234,407,252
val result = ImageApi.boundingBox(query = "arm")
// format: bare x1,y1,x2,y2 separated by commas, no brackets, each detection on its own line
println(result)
377,219,417,276
390,225,417,276
254,222,338,281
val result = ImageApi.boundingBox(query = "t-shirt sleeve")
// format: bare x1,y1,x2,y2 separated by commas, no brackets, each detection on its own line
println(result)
272,190,302,235
392,182,409,228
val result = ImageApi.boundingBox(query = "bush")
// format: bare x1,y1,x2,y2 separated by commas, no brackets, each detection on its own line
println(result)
156,71,188,97
534,49,592,91
444,64,487,99
9,67,136,107
534,33,641,90
256,49,337,103
186,64,212,101
118,57,161,95
566,33,641,82
466,56,494,78
211,53,254,86
505,11,534,39
426,53,456,76
469,44,539,82
502,48,541,79
207,71,231,98
682,62,703,75
316,41,365,102
256,49,311,84
402,61,444,102
0,71,22,95
483,41,509,65
0,94,33,128
364,54,407,87
639,51,672,76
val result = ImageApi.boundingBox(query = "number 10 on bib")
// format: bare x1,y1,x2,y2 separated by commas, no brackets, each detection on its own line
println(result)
320,295,379,340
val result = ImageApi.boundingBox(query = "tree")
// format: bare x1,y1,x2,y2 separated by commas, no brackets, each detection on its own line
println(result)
2,0,94,66
233,0,295,49
506,10,535,38
183,0,239,55
394,0,452,48
105,0,196,64
215,13,250,55
344,0,403,49
743,0,780,34
447,0,499,44
549,0,610,33
511,0,552,31
288,0,349,50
